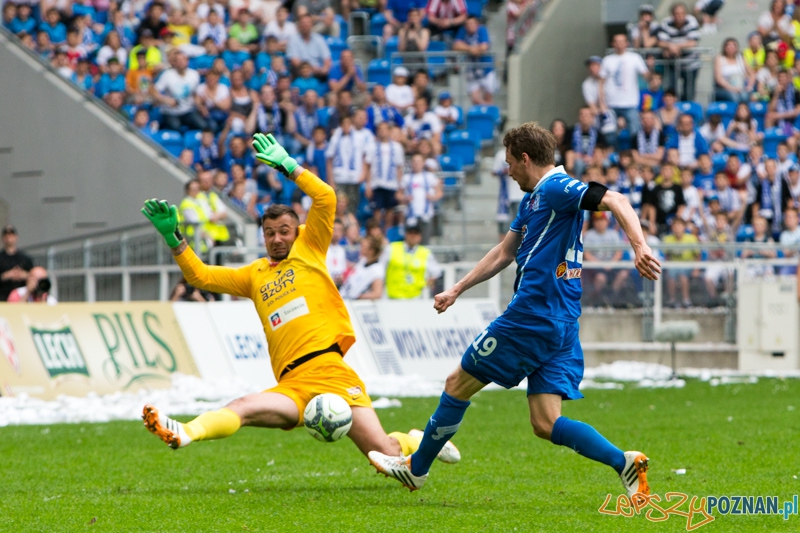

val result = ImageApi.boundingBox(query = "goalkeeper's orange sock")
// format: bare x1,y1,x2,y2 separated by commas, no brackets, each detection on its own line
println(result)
389,431,423,456
183,408,242,441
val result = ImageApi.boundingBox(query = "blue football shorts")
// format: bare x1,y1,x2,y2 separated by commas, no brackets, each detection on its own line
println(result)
460,310,584,400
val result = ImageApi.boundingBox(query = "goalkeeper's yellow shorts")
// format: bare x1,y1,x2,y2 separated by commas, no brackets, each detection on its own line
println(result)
264,352,372,427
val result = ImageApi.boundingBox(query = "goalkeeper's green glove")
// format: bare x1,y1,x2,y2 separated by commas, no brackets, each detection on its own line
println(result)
141,199,183,248
252,133,299,177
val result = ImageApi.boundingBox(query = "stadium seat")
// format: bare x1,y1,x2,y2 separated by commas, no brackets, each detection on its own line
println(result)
438,154,463,172
255,52,271,73
370,13,386,37
326,36,347,62
427,40,448,76
183,130,203,150
711,152,728,174
317,107,333,130
749,101,767,132
676,101,703,125
706,101,736,128
467,0,483,18
466,105,498,143
763,128,787,159
336,15,348,40
154,130,183,157
384,36,398,60
446,131,479,168
367,59,391,86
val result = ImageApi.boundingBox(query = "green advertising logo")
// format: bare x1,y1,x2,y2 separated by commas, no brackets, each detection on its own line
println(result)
31,326,89,378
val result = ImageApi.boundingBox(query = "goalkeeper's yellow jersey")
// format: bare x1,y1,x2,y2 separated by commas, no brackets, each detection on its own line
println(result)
174,169,355,380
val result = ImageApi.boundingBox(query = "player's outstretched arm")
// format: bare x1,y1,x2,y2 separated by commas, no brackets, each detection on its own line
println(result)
252,133,335,253
141,199,252,297
434,230,521,314
597,191,661,281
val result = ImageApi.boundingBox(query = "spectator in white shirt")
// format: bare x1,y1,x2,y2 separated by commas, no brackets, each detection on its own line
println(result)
326,114,365,211
399,153,443,243
363,121,406,229
494,147,525,239
598,33,650,136
327,218,347,287
433,91,460,132
150,50,207,131
197,9,227,47
758,0,795,45
339,236,385,300
386,66,415,114
404,96,443,155
286,14,332,78
263,6,297,53
582,56,602,117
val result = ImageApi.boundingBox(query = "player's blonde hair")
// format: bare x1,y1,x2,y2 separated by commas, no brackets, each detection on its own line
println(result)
503,122,556,167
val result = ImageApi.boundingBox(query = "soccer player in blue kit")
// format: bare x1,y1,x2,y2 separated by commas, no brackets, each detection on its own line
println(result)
369,122,662,497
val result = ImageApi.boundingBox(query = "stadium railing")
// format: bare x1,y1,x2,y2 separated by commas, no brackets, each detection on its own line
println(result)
510,0,553,54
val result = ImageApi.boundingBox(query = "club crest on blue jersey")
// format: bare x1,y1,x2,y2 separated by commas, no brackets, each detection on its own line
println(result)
555,261,582,280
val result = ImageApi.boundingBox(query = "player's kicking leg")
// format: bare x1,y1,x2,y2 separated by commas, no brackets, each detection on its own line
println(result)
368,366,483,491
142,392,299,448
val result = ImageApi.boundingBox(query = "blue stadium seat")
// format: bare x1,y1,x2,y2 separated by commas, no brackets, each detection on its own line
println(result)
336,15,348,40
706,101,736,128
317,107,333,130
384,36,398,60
446,131,479,168
467,0,483,18
370,13,386,37
367,59,391,86
255,52,271,73
763,127,787,159
427,40,448,76
676,101,703,125
154,130,183,157
326,36,347,62
711,152,728,174
749,101,767,132
183,130,203,150
438,154,463,171
466,105,498,143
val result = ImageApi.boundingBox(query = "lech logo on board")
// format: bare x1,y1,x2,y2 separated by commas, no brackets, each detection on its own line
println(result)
30,322,89,378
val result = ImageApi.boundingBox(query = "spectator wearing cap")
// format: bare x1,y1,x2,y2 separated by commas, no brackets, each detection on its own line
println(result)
453,17,497,105
198,10,227,47
398,8,430,54
263,6,297,54
137,1,167,44
70,57,94,92
39,8,67,45
383,0,428,43
129,29,163,71
328,49,367,94
758,0,794,46
582,212,629,307
657,2,701,101
582,55,602,117
151,49,208,131
629,3,659,48
382,221,442,299
0,225,34,302
404,96,443,155
433,91,459,132
95,57,126,99
426,0,467,39
9,3,35,35
294,0,340,38
367,84,405,132
387,66,415,113
598,33,650,137
398,153,443,244
287,14,332,79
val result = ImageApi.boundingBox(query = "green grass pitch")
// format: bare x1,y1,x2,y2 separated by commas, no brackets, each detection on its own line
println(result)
2,378,800,532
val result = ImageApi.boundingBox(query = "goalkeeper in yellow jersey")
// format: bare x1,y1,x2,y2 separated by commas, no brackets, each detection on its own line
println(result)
140,133,459,467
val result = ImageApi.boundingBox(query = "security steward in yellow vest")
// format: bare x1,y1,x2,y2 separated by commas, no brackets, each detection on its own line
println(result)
179,180,210,253
384,223,442,299
197,171,230,245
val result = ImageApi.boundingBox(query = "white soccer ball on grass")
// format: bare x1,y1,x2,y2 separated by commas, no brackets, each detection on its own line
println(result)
303,393,353,443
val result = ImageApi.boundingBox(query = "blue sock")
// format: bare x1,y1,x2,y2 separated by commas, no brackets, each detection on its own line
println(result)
550,416,626,474
410,392,470,477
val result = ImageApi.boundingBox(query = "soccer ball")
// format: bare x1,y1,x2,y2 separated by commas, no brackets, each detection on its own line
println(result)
303,393,353,443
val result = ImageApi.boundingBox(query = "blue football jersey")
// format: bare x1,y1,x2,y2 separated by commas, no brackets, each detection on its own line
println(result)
508,166,588,320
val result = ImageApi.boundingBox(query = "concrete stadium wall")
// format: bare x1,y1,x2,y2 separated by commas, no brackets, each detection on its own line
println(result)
507,0,607,129
0,31,193,246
